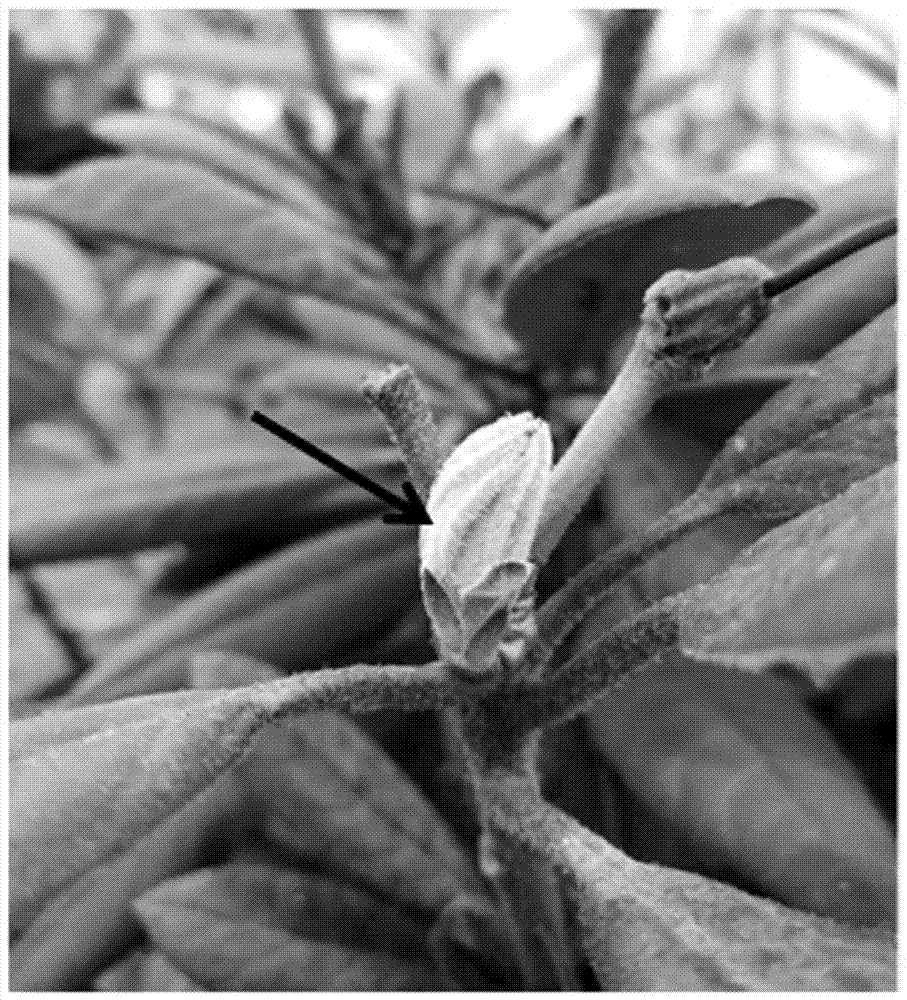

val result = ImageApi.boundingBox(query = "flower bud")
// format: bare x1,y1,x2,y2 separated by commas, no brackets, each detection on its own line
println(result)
419,413,553,683
639,257,775,377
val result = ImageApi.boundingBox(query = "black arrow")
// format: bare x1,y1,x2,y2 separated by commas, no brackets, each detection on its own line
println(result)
250,410,432,525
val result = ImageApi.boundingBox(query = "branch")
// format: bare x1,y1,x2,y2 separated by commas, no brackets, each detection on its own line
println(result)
530,490,726,669
573,10,659,206
515,602,679,733
361,364,445,499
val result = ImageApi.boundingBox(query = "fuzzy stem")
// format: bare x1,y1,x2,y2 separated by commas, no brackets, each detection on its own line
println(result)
472,747,580,989
515,601,680,733
572,10,658,205
361,364,445,500
530,488,729,670
532,342,660,565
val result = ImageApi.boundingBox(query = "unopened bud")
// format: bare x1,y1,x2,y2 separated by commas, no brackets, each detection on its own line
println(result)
639,257,775,378
419,413,553,684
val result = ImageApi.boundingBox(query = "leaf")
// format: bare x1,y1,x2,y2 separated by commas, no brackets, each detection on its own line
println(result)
281,294,487,407
93,948,201,992
137,850,432,960
486,774,896,990
9,775,241,989
712,167,897,370
133,894,440,990
10,157,424,314
728,392,896,519
502,172,815,367
428,893,524,989
676,466,896,687
10,440,402,563
91,110,353,233
9,333,80,430
9,661,449,932
736,229,895,366
701,305,897,490
586,657,896,927
789,15,897,88
235,711,482,916
62,520,418,706
9,214,105,343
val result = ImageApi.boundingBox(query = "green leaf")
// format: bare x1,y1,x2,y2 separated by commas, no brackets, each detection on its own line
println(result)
136,849,429,962
11,441,402,563
729,392,895,519
428,893,524,989
10,157,425,314
234,711,482,915
133,894,440,990
281,294,488,408
93,948,201,991
676,466,896,687
701,305,897,491
9,214,105,344
9,661,449,932
10,775,241,989
586,658,896,927
62,520,419,706
713,167,896,370
486,774,896,990
91,111,352,233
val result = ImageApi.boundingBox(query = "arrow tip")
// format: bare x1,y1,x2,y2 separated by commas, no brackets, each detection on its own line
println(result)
383,481,433,525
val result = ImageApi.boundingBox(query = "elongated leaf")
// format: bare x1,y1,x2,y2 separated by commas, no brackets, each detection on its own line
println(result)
428,893,524,989
10,156,411,303
61,519,416,706
677,466,896,687
10,441,402,563
138,851,432,958
148,258,222,354
235,711,482,915
10,214,105,339
10,775,240,988
281,294,487,407
10,662,449,930
790,15,897,87
702,305,897,490
586,657,896,927
734,232,895,365
486,775,895,990
93,948,201,992
133,894,440,990
91,111,352,232
123,35,317,87
730,392,896,519
9,334,80,430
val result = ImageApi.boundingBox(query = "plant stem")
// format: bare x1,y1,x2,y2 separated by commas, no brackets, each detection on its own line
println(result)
532,342,660,565
361,364,445,500
471,746,580,989
515,601,680,733
531,489,728,669
10,554,95,677
762,216,897,298
572,10,659,205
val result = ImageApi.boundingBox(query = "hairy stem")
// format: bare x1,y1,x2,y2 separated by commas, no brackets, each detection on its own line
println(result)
531,488,729,669
361,364,444,499
532,343,660,565
573,10,659,205
516,601,680,733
